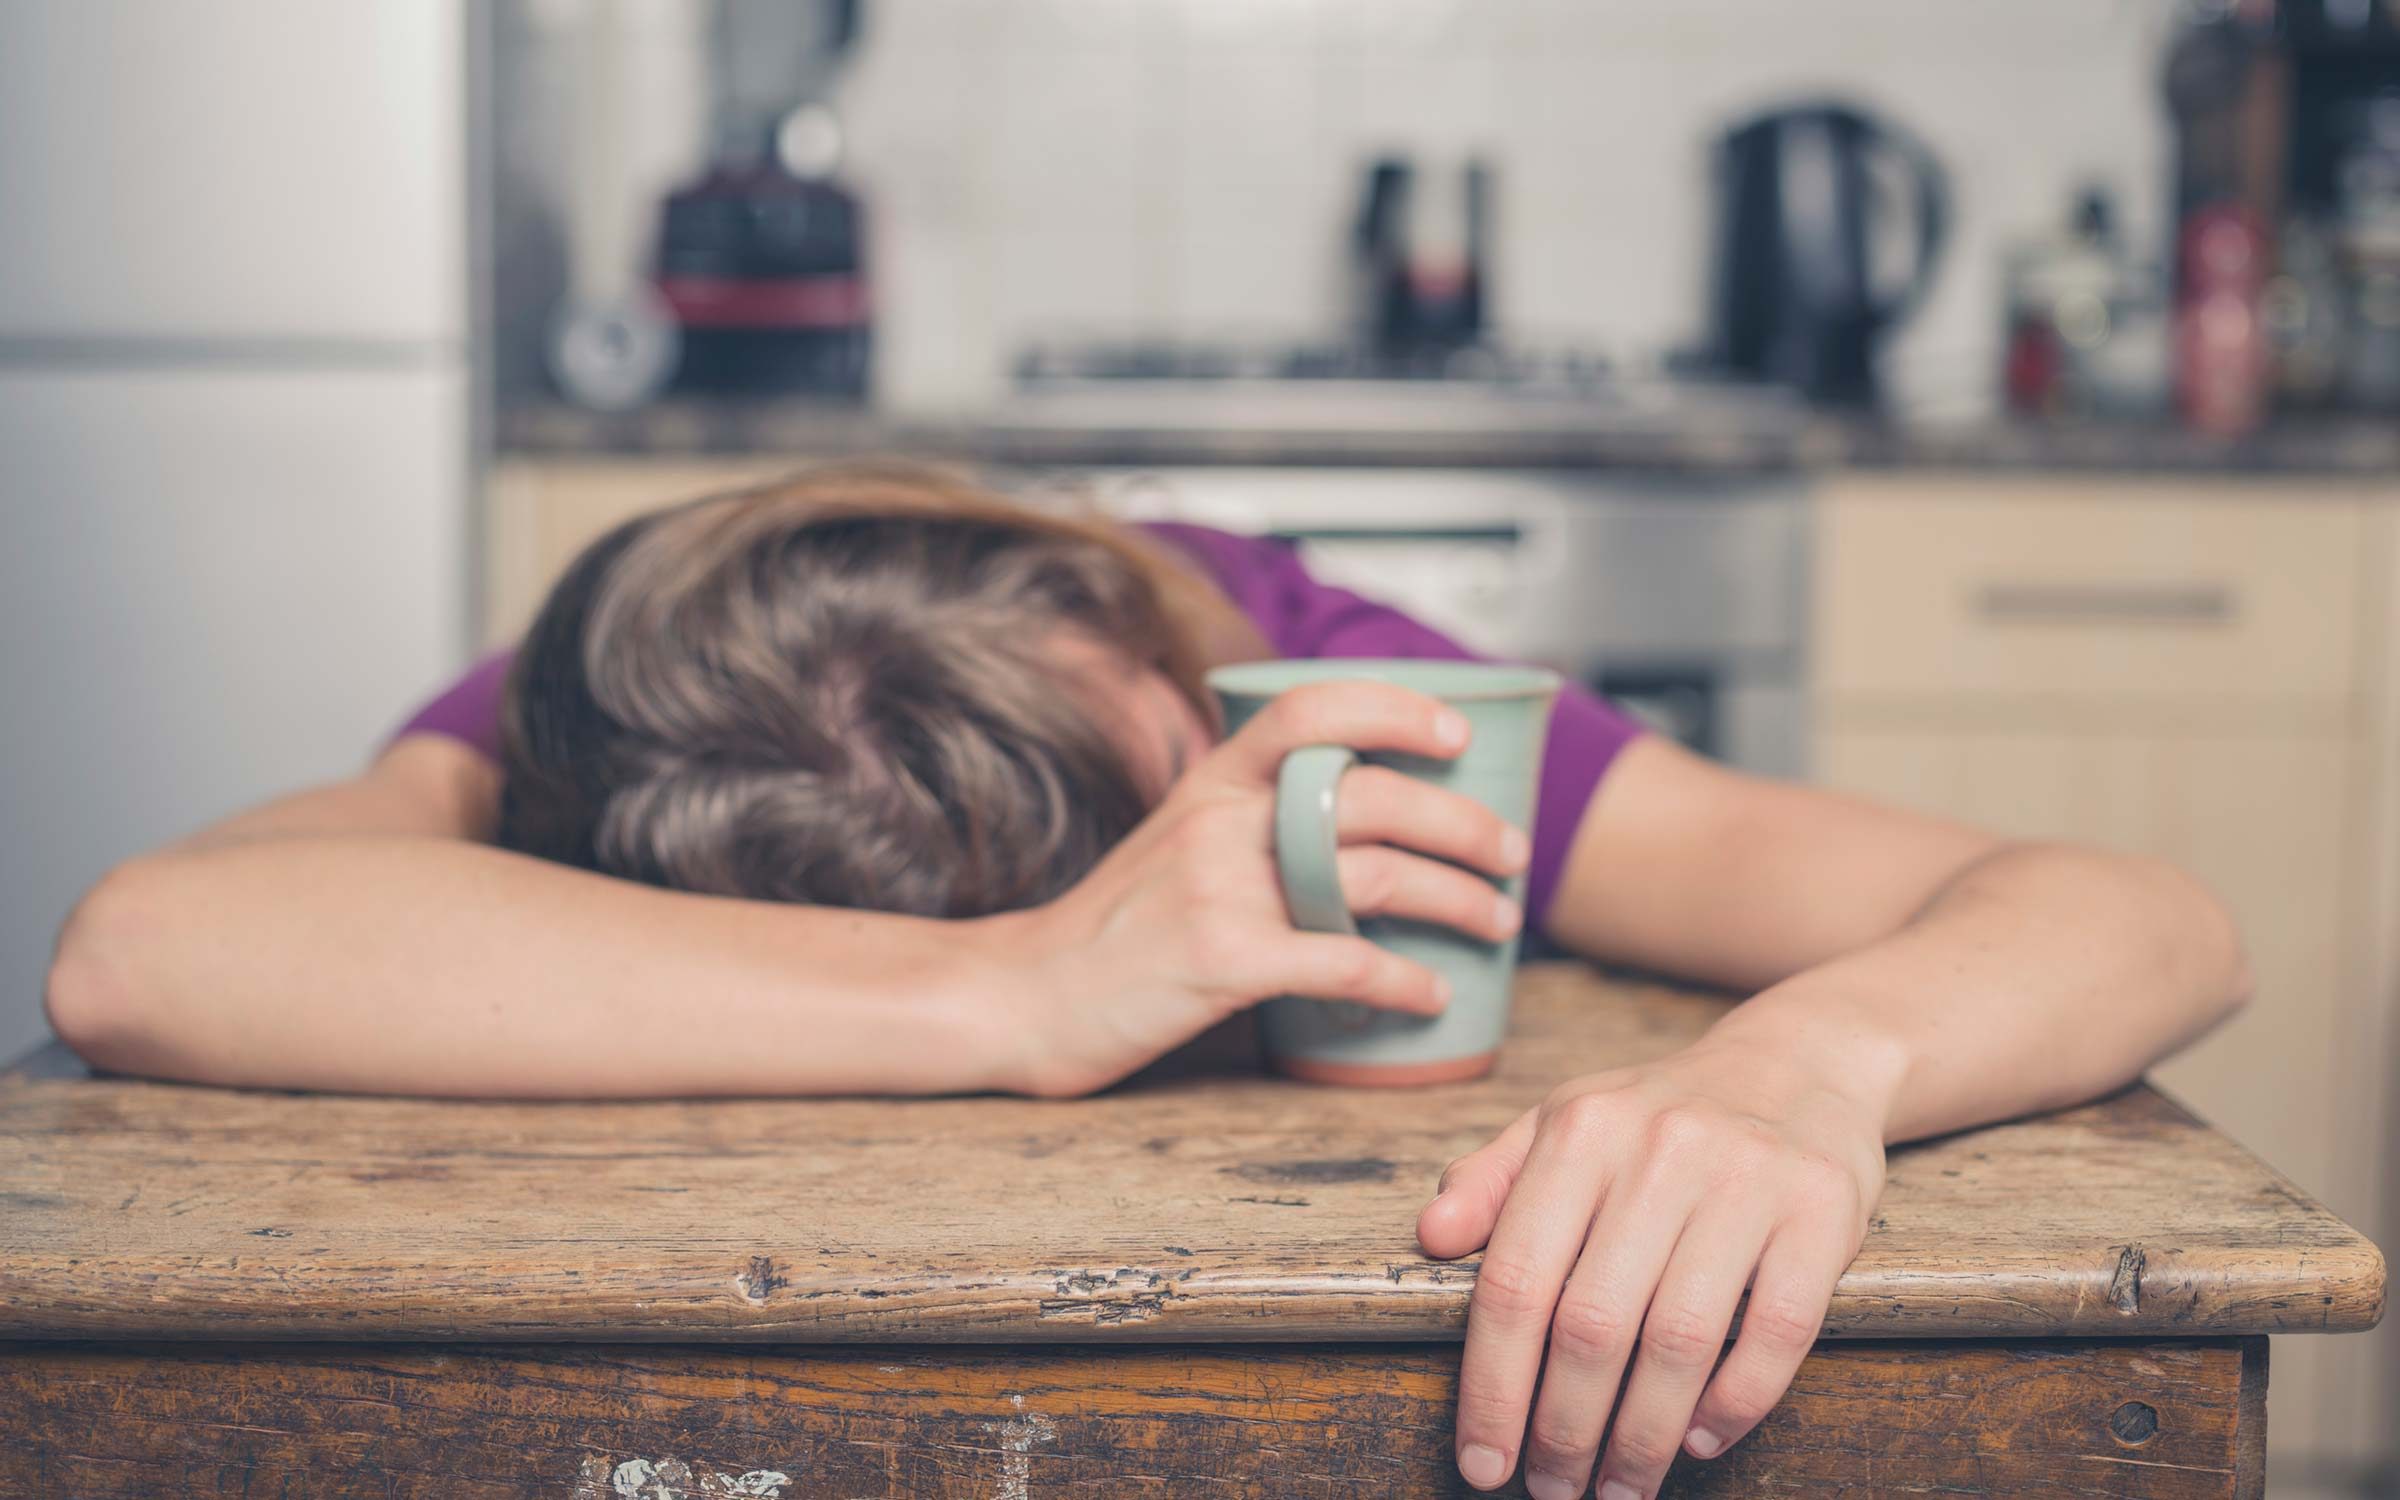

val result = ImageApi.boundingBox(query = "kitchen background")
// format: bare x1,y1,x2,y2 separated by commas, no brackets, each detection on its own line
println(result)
3,0,2398,1489
500,0,2172,418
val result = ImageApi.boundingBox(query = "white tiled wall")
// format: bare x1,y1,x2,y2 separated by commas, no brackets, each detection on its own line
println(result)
835,0,2179,416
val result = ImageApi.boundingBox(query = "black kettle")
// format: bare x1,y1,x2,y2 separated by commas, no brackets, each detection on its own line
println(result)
1706,102,1948,407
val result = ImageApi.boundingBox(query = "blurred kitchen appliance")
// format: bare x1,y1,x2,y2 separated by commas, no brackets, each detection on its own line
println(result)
1352,157,1492,361
653,153,868,396
2002,187,2173,418
1093,469,1808,778
2178,201,2273,435
1017,339,1612,393
546,0,692,412
2327,90,2400,405
2166,0,2400,419
2263,214,2348,404
2164,15,2281,435
651,0,869,398
1704,102,1948,408
1010,340,1809,763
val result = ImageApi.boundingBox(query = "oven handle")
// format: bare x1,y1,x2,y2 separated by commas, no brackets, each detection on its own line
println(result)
1265,524,1522,544
1265,511,1573,583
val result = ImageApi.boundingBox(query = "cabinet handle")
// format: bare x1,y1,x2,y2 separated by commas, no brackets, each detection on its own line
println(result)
1971,582,2237,627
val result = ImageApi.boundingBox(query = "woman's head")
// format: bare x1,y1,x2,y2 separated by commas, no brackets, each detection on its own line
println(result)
497,462,1220,917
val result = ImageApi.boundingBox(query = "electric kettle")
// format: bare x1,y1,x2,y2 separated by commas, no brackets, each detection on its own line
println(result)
1706,102,1949,407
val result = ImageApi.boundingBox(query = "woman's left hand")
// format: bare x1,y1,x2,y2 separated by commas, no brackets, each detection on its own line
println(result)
1418,1037,1891,1499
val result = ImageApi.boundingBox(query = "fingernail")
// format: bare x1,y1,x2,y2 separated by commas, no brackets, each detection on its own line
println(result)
1431,972,1455,1009
1492,893,1521,936
1524,1470,1582,1500
1499,825,1531,869
1685,1426,1724,1458
1598,1481,1643,1500
1458,1443,1509,1488
1435,709,1471,749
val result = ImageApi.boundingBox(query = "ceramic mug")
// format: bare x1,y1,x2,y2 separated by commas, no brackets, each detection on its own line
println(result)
1207,659,1559,1085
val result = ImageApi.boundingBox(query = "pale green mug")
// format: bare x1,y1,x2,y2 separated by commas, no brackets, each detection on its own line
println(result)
1206,659,1560,1086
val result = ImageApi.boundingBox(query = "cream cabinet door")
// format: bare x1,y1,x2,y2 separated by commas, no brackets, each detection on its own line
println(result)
486,459,792,645
1815,479,2373,710
1815,721,2385,1463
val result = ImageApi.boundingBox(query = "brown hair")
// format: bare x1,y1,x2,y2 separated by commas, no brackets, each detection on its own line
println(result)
497,460,1240,917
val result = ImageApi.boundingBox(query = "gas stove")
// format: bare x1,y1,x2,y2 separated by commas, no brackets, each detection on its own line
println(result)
1014,340,1620,397
1000,338,1809,777
1005,339,1803,437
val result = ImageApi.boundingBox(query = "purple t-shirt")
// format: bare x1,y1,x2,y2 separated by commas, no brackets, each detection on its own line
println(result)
395,521,1642,923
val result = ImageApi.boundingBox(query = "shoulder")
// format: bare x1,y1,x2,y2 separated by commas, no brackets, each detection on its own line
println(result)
1134,519,1293,567
1125,520,1287,664
372,733,506,839
389,649,516,763
1132,520,1306,604
1131,520,1398,660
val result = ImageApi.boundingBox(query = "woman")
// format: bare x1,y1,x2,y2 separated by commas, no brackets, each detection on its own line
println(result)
46,461,2249,1500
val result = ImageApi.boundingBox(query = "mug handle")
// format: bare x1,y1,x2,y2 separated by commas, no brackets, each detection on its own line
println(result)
1274,745,1359,936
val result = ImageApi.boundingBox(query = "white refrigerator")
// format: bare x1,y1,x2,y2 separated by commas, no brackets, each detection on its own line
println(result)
0,2,475,1059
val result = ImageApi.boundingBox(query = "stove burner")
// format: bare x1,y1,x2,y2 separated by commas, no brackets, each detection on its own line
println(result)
1014,340,1618,395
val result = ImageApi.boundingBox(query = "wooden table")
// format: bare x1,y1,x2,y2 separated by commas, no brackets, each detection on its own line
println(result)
0,965,2384,1498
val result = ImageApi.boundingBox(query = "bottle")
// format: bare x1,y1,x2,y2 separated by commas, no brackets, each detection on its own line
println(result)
2176,203,2268,438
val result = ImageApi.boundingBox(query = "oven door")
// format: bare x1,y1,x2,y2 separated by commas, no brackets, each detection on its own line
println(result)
1091,468,1578,663
1083,467,1808,776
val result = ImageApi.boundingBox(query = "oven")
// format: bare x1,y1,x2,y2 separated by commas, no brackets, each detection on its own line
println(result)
1083,467,1810,778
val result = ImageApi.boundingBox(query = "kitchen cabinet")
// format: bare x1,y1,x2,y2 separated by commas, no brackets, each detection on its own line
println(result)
1812,473,2400,1476
484,458,785,644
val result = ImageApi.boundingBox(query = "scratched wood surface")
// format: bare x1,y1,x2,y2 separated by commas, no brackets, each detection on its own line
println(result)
0,1337,2264,1499
0,965,2382,1344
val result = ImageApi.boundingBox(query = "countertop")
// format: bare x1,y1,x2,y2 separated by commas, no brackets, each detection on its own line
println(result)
0,964,2382,1345
500,397,2400,477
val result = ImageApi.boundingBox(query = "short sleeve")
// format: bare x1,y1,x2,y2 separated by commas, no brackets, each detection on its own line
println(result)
1139,522,1646,927
389,650,515,761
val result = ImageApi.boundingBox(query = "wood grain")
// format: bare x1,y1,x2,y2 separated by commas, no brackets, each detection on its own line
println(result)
0,966,2383,1344
0,1337,2264,1499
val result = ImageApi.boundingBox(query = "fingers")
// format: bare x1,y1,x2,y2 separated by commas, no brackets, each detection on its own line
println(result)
1585,1208,1769,1500
1450,1101,1626,1491
1261,932,1451,1017
1336,766,1529,879
1211,680,1470,782
1515,1168,1706,1500
1417,1108,1538,1260
1338,846,1520,943
1680,1217,1849,1463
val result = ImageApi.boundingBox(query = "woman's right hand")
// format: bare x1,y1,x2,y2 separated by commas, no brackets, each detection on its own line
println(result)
990,680,1531,1098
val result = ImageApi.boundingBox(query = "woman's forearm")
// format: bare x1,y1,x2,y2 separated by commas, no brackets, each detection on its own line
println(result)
45,835,1026,1098
1699,842,2253,1143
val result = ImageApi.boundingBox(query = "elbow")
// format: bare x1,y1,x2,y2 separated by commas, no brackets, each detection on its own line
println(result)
2118,849,2253,1028
44,859,170,1075
2213,913,2257,1025
2215,895,2257,1020
2179,865,2254,1025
